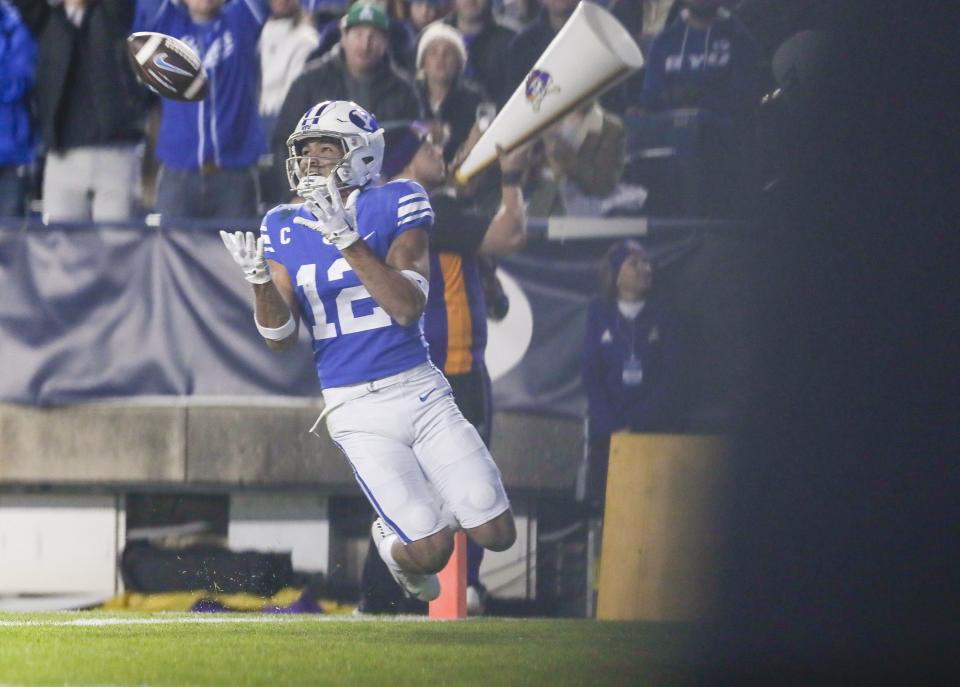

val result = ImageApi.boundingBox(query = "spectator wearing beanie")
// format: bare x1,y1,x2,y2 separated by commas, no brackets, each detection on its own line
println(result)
415,21,485,163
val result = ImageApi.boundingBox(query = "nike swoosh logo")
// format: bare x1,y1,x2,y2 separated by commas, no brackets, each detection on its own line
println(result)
418,388,437,402
319,230,373,247
152,53,194,77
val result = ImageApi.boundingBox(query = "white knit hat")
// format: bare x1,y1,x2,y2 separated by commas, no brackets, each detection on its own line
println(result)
416,21,468,74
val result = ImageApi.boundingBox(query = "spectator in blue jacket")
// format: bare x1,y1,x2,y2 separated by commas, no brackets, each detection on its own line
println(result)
580,239,684,514
642,0,765,216
0,0,35,217
642,0,764,121
135,0,269,219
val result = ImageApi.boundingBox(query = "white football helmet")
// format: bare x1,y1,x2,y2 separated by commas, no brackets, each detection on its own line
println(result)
286,100,385,196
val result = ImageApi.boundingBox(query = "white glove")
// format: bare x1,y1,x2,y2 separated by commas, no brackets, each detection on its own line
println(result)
294,175,361,250
219,230,271,284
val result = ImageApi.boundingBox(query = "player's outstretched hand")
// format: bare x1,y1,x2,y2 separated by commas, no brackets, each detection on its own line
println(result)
219,230,272,284
294,175,361,250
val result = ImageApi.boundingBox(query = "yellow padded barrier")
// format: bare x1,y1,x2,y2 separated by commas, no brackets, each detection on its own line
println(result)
596,433,726,621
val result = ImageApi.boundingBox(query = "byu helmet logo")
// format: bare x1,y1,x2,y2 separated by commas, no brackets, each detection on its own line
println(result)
349,108,378,132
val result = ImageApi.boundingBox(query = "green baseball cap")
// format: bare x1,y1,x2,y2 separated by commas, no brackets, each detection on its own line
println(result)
343,2,390,32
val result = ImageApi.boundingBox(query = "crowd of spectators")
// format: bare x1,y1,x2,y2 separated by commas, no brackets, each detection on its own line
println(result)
0,0,792,223
1,0,845,618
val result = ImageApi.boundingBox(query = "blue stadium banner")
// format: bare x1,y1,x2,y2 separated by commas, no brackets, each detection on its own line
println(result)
0,221,708,415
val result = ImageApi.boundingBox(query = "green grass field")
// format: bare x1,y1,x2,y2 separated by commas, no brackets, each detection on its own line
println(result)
0,612,696,686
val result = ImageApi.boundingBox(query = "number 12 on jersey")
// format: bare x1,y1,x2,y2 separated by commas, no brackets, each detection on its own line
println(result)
296,259,393,340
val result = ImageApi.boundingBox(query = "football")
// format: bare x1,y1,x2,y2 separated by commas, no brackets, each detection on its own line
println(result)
126,31,208,102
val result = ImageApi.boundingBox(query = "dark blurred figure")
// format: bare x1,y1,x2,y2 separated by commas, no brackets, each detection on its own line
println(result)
0,0,35,217
443,0,515,108
734,0,832,62
508,0,575,90
405,0,449,35
642,0,765,216
701,3,960,680
601,0,681,117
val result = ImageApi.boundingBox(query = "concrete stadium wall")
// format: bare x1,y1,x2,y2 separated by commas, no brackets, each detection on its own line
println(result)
0,404,582,492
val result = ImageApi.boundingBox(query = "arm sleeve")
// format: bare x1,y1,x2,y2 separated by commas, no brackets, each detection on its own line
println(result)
729,26,766,120
393,180,434,236
428,196,491,255
0,17,35,103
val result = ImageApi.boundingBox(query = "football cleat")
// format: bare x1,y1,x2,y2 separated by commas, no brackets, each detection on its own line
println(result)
371,517,441,603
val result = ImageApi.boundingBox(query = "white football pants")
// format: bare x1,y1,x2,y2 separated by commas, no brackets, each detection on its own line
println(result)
322,362,510,543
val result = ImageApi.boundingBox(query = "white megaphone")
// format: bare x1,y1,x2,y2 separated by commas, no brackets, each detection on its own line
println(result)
455,1,643,184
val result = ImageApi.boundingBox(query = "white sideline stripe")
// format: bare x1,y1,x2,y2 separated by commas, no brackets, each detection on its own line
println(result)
135,34,164,65
0,614,439,628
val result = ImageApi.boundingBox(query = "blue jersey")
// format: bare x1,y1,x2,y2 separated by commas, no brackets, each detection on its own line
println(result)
134,0,268,170
261,180,434,388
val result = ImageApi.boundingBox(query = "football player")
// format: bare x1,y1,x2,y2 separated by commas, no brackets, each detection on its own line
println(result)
220,100,516,601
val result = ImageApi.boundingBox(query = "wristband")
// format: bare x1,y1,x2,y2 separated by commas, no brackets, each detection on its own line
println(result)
255,314,296,341
400,270,429,299
501,170,524,187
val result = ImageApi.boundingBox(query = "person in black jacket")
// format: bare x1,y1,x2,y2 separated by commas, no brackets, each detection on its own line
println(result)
507,0,575,90
443,0,515,108
270,1,421,203
13,0,147,221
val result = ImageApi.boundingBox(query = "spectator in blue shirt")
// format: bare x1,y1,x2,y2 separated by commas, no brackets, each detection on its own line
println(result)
0,0,35,217
136,0,269,219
